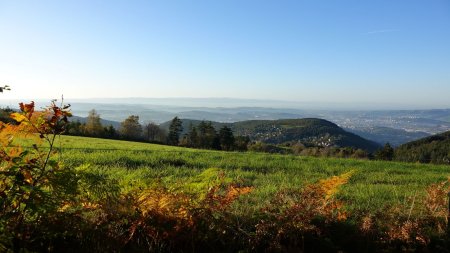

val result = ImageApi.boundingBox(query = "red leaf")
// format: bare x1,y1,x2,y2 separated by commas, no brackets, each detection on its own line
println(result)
19,101,35,113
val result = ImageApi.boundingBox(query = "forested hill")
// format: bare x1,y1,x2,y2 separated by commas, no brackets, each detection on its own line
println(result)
232,118,380,152
395,130,450,164
161,118,381,152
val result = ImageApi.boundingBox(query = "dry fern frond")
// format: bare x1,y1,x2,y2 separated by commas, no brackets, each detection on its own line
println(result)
319,170,354,200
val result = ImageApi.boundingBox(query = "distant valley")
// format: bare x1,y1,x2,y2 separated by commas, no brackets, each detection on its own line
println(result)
1,98,449,146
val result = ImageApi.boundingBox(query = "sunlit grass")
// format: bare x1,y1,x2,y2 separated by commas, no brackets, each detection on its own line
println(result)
39,135,450,215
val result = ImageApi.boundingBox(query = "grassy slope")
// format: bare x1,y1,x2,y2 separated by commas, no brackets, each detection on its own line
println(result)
54,135,450,215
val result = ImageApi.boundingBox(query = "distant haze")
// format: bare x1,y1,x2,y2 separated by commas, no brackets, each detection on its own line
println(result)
0,97,448,111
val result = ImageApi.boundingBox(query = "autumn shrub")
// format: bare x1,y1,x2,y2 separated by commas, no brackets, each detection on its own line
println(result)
0,101,74,250
119,174,253,252
356,178,450,252
252,171,354,252
0,101,118,252
19,168,250,252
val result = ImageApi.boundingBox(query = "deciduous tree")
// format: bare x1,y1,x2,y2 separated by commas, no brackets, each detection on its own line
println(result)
120,115,142,140
144,122,166,142
85,109,103,136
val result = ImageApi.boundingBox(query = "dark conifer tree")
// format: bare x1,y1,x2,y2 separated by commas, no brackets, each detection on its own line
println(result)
219,126,235,151
167,116,183,145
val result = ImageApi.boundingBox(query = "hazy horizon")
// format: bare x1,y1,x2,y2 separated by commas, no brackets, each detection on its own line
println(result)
0,96,449,111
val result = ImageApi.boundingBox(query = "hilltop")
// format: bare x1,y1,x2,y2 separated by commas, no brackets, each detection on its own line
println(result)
161,118,380,152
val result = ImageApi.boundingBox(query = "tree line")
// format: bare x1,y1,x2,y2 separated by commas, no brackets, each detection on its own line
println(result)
66,109,165,142
66,110,250,151
178,120,250,151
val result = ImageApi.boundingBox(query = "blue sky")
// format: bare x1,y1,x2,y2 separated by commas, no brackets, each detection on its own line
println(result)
0,0,449,108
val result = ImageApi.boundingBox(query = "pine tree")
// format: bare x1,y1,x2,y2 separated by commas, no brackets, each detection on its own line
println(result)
186,124,199,147
167,117,183,145
375,143,394,161
219,126,235,151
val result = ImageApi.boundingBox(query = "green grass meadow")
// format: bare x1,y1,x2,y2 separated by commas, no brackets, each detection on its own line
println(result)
45,135,450,216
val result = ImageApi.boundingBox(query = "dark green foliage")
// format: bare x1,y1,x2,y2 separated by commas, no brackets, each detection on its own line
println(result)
160,119,224,136
167,116,183,145
219,126,235,151
234,136,250,151
197,121,219,149
187,124,199,146
103,124,117,139
394,131,450,164
180,121,248,151
66,120,84,135
181,121,214,148
375,143,394,161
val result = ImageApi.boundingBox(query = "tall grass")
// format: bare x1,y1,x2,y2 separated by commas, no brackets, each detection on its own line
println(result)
49,135,450,215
